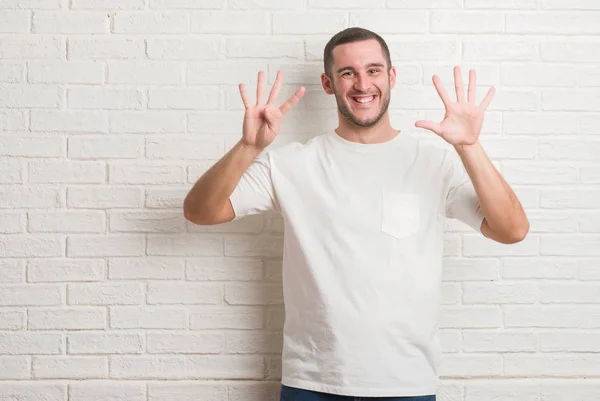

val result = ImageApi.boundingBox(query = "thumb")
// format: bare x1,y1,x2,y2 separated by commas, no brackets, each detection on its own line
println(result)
415,120,443,136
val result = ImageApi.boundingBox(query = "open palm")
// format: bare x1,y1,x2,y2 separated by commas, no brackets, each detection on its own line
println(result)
415,66,495,146
240,70,305,150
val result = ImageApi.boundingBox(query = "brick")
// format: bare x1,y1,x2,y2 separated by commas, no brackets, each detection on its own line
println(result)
68,38,144,60
431,12,504,33
28,160,106,184
0,310,25,329
350,11,427,33
68,333,143,354
504,112,582,135
148,382,226,401
110,307,187,329
70,382,145,401
0,62,24,82
145,188,188,209
526,210,578,233
479,137,537,160
0,35,64,59
28,210,105,233
225,283,283,305
228,383,280,401
110,111,186,133
439,354,502,377
69,135,142,159
191,11,268,34
0,259,24,282
543,90,600,111
501,63,576,87
463,331,537,352
33,11,109,33
0,0,61,8
581,166,600,184
0,11,30,33
0,356,29,379
0,159,23,184
463,282,539,304
110,211,186,233
152,0,223,8
440,306,502,328
0,383,66,401
266,307,284,329
541,382,600,401
0,333,62,355
504,354,600,377
108,61,183,84
109,163,186,184
0,236,64,258
505,305,600,328
148,87,220,110
540,332,600,352
147,282,222,305
67,235,145,257
541,235,600,256
224,235,283,257
464,39,539,61
540,139,600,161
0,84,62,108
578,66,600,86
72,0,146,9
542,0,600,9
148,38,222,60
187,61,266,84
486,90,538,111
67,186,143,208
312,0,385,7
31,110,108,133
0,186,63,208
502,163,578,185
68,283,143,305
503,258,577,280
29,61,104,84
147,332,224,354
465,0,537,7
540,189,600,209
33,356,107,379
190,306,263,329
28,259,105,283
113,12,189,33
188,111,245,134
464,235,539,256
108,257,185,280
227,38,304,59
146,234,222,256
186,258,263,281
465,382,540,401
542,40,600,63
274,12,346,34
28,308,106,330
231,0,301,8
146,137,224,160
0,110,27,130
109,355,263,379
423,63,499,87
540,282,600,303
68,87,144,110
507,12,600,34
225,331,283,353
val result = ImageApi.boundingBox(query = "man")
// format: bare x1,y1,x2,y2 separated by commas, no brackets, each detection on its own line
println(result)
184,27,529,401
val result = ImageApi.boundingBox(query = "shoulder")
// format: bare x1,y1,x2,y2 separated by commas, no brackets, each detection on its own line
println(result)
264,134,328,161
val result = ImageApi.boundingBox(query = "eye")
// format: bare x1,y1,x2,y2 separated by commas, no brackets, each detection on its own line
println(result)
369,69,380,74
342,71,354,77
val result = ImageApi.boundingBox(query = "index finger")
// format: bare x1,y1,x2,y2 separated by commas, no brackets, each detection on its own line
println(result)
279,86,306,115
432,74,453,108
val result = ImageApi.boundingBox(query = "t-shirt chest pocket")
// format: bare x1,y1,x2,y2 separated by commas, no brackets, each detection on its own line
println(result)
381,191,420,239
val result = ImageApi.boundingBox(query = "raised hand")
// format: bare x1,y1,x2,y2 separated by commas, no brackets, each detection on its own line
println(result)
415,66,495,147
239,70,305,151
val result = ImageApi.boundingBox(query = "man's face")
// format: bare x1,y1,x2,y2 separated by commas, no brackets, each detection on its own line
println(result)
322,39,396,128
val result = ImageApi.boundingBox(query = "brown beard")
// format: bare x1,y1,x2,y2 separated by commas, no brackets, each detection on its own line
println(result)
332,82,391,128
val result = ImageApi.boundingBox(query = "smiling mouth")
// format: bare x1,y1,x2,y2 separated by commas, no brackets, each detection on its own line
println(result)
351,95,377,105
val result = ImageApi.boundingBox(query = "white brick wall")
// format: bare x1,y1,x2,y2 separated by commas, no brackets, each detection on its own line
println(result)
0,1,599,400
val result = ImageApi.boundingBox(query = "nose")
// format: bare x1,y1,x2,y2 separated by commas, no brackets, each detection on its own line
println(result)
353,72,370,92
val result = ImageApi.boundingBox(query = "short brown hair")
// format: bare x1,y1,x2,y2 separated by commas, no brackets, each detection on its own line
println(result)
323,27,392,78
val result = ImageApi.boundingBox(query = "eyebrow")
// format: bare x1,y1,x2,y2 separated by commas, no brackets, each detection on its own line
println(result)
336,63,385,74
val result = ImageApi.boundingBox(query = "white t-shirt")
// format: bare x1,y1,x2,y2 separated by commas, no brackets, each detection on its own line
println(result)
229,131,484,397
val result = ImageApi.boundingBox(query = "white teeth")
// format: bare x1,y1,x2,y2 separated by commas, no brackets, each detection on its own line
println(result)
355,96,375,103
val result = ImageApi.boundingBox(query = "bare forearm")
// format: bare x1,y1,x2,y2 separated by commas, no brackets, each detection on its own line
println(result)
454,141,529,240
183,140,261,220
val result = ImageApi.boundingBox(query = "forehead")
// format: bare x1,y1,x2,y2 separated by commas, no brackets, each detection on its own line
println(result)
331,39,386,69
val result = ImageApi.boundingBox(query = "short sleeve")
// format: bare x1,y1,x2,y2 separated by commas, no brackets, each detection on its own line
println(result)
229,153,278,220
443,150,485,233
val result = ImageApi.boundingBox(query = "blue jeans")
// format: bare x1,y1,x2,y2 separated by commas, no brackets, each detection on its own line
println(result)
280,385,436,401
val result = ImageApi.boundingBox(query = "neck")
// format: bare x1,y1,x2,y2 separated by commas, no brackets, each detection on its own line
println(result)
334,112,399,144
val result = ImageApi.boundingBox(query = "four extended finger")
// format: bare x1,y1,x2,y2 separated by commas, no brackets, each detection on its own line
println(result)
467,69,477,104
454,66,465,103
239,83,251,109
279,86,306,115
268,70,283,105
256,71,265,105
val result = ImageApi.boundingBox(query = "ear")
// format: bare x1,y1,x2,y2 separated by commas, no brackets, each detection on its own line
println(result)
321,73,334,95
389,66,397,89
